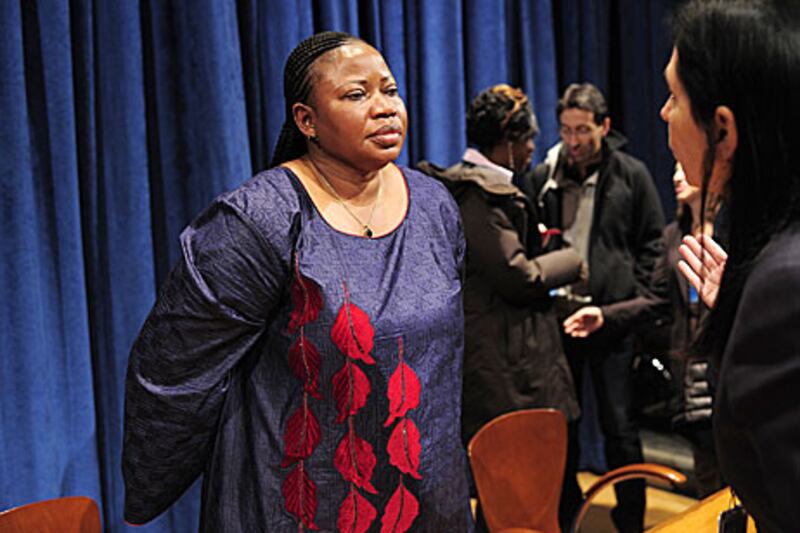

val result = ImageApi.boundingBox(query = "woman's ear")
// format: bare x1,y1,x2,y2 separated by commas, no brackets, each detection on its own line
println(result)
713,105,737,163
292,102,316,139
708,105,737,194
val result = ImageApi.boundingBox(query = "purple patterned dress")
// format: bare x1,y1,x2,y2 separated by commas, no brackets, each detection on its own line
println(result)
122,167,473,532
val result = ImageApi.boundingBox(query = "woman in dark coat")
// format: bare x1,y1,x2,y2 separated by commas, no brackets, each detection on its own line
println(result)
419,84,583,445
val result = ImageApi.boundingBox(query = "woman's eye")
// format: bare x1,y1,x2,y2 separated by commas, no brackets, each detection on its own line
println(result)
345,91,366,101
385,87,399,96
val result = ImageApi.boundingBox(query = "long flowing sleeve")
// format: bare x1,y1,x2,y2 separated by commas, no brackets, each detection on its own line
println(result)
122,198,293,524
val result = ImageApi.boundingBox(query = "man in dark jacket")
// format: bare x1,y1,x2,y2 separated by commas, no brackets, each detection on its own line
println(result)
523,83,664,533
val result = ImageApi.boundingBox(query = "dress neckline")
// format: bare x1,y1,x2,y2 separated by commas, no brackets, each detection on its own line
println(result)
282,165,411,241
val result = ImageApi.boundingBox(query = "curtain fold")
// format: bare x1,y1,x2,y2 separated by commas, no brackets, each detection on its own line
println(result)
1,2,675,531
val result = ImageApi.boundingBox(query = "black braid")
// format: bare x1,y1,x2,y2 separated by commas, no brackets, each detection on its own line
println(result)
270,31,360,167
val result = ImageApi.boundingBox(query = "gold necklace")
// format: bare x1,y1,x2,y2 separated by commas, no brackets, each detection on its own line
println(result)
307,159,382,238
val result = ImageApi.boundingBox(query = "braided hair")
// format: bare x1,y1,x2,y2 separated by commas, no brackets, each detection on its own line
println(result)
270,31,362,167
466,84,539,152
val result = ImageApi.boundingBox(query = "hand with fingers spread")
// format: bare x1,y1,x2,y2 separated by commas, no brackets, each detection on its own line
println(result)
563,305,604,337
678,234,728,308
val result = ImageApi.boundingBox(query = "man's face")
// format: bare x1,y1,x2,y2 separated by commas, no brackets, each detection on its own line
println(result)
559,108,609,168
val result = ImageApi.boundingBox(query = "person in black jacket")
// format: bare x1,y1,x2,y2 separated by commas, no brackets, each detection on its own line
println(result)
663,2,800,531
563,162,725,498
524,83,664,533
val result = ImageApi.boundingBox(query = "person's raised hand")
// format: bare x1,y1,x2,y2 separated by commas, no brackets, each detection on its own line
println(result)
678,234,728,308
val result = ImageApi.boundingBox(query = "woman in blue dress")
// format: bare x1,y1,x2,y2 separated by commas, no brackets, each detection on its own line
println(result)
122,32,473,532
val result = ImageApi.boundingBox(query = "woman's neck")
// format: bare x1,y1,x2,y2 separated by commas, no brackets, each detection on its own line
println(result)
304,150,383,204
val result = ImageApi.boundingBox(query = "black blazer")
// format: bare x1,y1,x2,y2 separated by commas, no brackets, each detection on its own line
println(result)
714,222,800,533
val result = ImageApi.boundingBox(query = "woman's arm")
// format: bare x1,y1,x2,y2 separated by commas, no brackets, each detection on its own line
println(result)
458,189,582,306
122,200,291,524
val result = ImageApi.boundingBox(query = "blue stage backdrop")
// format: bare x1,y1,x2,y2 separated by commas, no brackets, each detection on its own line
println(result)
1,1,676,531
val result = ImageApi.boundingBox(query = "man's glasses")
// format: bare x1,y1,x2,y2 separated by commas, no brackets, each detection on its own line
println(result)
559,124,596,139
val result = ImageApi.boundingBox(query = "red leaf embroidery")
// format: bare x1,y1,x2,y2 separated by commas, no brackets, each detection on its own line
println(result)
282,463,320,530
287,265,322,334
334,429,378,494
332,362,371,423
281,402,321,468
380,482,420,533
337,488,378,533
384,361,421,427
331,298,375,364
386,418,422,479
288,334,322,400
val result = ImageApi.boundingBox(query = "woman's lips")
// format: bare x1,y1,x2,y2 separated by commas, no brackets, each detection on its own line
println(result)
369,127,403,147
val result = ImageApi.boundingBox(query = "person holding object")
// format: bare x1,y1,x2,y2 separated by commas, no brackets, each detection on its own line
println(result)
662,1,800,531
418,85,584,445
418,84,583,531
122,31,473,532
526,82,665,533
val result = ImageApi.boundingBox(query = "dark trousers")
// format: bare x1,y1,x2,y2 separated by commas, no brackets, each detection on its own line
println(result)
561,334,645,533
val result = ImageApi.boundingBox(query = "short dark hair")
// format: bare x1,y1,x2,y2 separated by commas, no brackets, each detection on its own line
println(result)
556,83,608,124
270,31,362,167
672,0,800,361
466,84,539,151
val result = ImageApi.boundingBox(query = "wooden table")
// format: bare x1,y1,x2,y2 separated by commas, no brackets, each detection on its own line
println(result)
649,488,757,532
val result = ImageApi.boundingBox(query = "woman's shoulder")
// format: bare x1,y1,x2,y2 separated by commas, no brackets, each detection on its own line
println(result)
402,164,462,219
220,167,300,214
402,164,451,197
747,224,800,292
211,166,304,232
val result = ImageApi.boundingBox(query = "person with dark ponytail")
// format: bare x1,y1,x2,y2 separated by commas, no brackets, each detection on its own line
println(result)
662,1,800,531
122,31,473,531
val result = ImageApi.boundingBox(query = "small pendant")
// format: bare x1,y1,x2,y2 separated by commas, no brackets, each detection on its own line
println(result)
364,226,373,238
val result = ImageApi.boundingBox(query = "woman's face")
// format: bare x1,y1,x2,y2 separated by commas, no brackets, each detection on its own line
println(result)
660,49,708,188
509,135,535,174
306,42,407,172
672,164,700,206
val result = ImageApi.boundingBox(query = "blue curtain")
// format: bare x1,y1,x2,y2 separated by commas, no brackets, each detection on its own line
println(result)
1,1,567,531
555,0,677,213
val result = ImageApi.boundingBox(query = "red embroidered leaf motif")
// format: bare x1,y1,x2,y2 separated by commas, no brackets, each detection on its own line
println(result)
334,430,378,494
287,335,322,399
384,361,421,427
281,463,320,530
287,270,322,334
380,482,420,533
281,403,321,468
337,488,377,533
332,362,371,423
331,300,375,364
386,418,422,479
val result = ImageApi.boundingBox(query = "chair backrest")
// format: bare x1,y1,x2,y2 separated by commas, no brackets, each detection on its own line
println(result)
468,408,567,533
0,496,101,533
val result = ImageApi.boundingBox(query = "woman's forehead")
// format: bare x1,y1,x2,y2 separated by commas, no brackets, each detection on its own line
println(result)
312,43,391,83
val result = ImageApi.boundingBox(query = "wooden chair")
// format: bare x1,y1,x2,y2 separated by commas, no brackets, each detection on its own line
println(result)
0,496,101,533
468,408,687,533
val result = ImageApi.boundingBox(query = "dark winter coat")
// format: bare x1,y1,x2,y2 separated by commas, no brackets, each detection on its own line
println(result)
418,159,582,443
524,131,665,347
